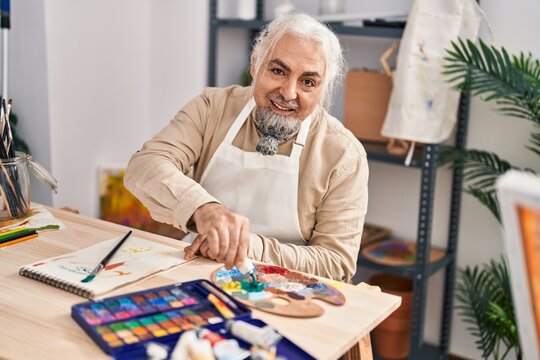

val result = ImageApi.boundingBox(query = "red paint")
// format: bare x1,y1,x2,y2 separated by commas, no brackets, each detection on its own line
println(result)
104,261,125,270
32,262,46,267
258,265,288,275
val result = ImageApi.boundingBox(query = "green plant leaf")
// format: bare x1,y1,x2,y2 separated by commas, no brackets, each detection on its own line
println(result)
527,131,540,156
444,39,540,126
455,257,521,359
456,265,498,358
464,188,501,222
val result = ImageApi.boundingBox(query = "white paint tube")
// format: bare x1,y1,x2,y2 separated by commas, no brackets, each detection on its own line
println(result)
226,320,282,348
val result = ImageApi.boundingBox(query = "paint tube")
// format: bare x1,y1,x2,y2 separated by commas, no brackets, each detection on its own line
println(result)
213,339,250,360
250,346,276,360
145,342,169,360
197,328,225,346
237,258,255,276
226,320,282,348
187,338,215,360
171,330,198,360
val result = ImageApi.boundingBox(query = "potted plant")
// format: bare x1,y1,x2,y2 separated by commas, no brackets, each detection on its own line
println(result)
440,38,539,359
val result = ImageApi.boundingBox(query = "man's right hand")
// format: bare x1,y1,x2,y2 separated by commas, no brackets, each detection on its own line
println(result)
183,203,250,270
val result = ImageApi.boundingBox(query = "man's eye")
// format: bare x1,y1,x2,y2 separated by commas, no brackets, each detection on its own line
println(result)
303,79,315,87
271,68,284,75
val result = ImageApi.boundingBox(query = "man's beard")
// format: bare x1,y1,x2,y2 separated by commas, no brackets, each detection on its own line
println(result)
254,95,301,156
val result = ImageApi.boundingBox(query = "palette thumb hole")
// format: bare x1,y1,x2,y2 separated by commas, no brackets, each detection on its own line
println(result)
71,279,314,359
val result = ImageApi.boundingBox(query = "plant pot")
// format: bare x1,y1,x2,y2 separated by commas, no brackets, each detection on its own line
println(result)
370,274,413,360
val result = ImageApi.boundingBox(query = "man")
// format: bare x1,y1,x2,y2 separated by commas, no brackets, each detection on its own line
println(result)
124,13,368,282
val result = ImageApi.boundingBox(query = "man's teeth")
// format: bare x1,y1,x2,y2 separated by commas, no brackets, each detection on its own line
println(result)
272,101,293,111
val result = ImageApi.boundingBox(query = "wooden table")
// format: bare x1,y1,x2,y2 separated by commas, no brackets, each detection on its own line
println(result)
0,208,400,360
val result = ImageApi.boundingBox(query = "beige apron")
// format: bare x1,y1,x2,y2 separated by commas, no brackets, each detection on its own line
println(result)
185,97,311,245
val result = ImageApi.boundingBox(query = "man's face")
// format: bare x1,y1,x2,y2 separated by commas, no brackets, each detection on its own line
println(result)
251,34,326,122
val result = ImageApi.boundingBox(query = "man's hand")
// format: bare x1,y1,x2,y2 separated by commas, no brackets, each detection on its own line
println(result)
183,203,250,269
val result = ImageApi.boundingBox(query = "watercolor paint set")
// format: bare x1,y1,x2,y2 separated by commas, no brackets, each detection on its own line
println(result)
71,279,314,359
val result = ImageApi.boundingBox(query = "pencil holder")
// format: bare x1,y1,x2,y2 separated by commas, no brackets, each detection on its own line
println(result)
0,152,31,221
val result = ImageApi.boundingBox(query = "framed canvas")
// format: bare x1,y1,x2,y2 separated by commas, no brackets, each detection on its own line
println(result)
98,164,183,239
497,170,540,360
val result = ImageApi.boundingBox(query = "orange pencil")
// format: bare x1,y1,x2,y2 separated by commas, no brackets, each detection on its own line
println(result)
0,233,38,248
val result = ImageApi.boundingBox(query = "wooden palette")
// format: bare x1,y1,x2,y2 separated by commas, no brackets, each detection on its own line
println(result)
210,264,345,318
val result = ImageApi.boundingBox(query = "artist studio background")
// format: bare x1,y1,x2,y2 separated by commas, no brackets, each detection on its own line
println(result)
7,0,540,359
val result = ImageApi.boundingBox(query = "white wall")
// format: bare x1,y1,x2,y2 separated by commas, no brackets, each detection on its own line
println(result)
20,0,208,216
10,0,51,205
9,0,540,358
149,0,208,137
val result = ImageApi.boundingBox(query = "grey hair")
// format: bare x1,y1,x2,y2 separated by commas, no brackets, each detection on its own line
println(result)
250,13,345,111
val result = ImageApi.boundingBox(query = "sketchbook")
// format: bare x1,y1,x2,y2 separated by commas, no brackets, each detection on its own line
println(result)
19,235,188,299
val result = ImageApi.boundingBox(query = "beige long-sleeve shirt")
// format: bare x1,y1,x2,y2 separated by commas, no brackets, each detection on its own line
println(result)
124,85,368,281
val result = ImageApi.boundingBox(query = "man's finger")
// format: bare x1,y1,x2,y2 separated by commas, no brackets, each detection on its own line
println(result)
205,228,221,259
199,241,210,258
234,221,250,268
224,226,240,270
183,234,204,259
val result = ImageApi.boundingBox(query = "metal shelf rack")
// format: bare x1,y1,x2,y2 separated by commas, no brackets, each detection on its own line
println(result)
207,1,469,359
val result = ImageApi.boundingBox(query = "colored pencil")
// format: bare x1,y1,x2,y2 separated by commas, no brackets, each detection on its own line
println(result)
81,230,132,283
0,226,26,237
0,228,36,244
0,232,38,248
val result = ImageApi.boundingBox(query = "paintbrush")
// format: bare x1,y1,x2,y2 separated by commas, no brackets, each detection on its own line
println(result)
200,280,240,311
81,230,132,283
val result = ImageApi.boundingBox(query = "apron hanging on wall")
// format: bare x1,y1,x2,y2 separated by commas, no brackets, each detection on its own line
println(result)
381,0,487,147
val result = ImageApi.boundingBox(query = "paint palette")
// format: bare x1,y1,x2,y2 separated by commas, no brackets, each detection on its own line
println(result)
211,264,345,318
71,280,314,359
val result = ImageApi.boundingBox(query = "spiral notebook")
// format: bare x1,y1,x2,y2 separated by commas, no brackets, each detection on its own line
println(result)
19,235,188,299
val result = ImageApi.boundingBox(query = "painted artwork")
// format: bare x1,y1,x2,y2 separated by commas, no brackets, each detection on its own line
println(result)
518,205,540,345
211,264,345,318
98,164,183,239
19,236,186,298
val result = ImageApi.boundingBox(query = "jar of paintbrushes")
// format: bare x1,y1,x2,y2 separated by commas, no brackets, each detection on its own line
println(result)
0,99,57,221
0,152,31,220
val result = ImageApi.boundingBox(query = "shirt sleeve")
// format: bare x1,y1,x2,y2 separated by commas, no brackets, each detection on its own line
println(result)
247,153,369,282
124,91,220,232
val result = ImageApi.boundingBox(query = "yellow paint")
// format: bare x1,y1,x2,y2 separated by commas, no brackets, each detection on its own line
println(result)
222,281,242,291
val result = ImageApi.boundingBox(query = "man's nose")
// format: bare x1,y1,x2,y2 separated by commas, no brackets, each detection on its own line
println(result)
279,78,298,102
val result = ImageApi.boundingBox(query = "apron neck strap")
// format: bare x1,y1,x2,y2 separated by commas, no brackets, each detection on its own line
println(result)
224,97,256,143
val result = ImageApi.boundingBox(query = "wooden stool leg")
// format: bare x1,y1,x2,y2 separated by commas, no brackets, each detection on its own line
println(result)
343,334,372,360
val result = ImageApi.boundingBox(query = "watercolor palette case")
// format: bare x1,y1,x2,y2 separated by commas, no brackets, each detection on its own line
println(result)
71,279,314,359
211,264,345,318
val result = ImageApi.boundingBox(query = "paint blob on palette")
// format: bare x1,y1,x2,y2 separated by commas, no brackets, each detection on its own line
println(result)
211,264,345,318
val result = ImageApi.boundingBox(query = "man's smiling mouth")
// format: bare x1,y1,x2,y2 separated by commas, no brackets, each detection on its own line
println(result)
271,100,295,112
